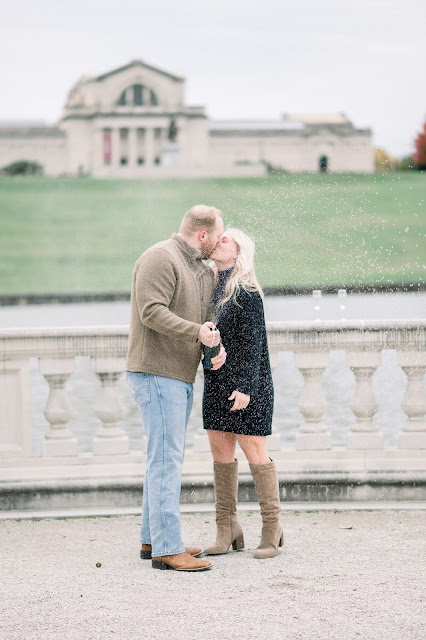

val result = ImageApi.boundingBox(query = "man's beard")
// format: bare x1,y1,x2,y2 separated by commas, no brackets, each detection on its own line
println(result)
200,238,216,259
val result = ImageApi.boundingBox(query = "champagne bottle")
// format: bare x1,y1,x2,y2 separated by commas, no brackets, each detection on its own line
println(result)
203,326,221,369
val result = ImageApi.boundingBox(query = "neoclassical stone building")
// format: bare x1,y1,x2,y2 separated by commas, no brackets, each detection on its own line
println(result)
0,60,374,177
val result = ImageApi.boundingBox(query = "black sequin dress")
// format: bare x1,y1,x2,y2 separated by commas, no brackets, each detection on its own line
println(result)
203,269,274,436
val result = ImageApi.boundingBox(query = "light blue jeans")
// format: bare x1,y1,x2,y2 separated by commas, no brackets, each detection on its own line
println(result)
126,372,193,558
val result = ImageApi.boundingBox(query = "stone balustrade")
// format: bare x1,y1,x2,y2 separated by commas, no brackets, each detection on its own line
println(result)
0,321,425,507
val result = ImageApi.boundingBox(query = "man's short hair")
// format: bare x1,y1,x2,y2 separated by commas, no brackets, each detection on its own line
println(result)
179,205,223,236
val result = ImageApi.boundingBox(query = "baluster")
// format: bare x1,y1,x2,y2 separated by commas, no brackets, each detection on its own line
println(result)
193,366,210,452
398,352,426,449
268,351,281,451
39,358,78,457
0,359,32,457
346,351,383,449
294,352,331,450
92,357,129,455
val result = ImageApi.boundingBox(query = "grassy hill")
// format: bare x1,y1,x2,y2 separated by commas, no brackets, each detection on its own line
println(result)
0,172,424,295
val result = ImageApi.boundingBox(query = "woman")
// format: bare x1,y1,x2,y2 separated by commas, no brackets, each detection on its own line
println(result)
203,228,283,559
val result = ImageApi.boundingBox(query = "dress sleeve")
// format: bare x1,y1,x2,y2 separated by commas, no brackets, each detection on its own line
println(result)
235,292,265,396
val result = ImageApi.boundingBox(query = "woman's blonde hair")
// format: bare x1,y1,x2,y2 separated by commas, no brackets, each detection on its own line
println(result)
213,227,263,307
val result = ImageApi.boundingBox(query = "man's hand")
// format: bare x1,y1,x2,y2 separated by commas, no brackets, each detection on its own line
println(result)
228,390,250,411
211,345,226,370
198,322,221,347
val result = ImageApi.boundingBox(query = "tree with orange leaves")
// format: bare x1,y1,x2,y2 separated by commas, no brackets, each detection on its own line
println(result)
413,119,426,169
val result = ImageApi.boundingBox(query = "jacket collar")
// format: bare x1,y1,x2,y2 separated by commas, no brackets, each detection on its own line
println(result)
172,233,202,260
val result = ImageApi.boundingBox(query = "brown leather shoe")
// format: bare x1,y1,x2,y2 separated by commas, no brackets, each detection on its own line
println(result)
140,544,203,560
152,552,212,571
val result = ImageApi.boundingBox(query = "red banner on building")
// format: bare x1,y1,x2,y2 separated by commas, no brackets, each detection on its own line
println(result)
103,131,111,164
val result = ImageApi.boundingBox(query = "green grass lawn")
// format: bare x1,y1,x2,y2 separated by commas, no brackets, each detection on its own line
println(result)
0,173,424,295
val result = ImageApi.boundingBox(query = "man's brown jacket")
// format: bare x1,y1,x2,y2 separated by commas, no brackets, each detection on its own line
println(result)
126,234,215,383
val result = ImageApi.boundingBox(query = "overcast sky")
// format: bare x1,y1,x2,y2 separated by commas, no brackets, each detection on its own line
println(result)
1,0,425,157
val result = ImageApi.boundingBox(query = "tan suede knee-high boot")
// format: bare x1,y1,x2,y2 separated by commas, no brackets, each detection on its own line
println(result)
249,460,283,559
204,460,245,555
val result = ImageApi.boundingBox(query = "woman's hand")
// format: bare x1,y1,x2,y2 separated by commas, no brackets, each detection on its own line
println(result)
211,345,227,370
228,390,250,411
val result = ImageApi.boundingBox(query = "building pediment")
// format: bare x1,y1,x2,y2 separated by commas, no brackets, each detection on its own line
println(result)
95,60,184,84
64,59,186,115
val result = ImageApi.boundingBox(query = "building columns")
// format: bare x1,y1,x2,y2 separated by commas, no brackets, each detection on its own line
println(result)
145,128,155,166
111,128,120,168
128,128,137,167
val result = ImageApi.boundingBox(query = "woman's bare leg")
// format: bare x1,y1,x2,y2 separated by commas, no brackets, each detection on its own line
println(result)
236,434,270,465
207,430,237,463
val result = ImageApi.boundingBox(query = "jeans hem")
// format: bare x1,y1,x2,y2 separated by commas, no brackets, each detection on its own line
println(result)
151,547,186,558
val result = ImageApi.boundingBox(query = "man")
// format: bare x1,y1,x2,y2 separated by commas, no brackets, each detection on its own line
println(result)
126,205,226,572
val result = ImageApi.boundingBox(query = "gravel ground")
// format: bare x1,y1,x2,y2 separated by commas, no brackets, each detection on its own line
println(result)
0,510,425,640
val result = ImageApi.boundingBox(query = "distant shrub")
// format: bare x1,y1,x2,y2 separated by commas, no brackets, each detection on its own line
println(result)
261,159,288,174
398,155,416,171
1,160,44,176
375,148,398,172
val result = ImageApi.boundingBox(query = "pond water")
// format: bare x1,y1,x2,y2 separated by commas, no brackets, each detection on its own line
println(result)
1,291,424,454
1,291,424,327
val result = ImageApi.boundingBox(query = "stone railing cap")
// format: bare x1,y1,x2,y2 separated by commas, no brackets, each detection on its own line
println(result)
0,319,425,340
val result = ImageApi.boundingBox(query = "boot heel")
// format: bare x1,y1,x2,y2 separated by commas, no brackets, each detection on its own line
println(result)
152,559,173,571
232,533,245,551
140,550,152,560
279,533,284,547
